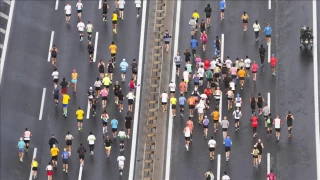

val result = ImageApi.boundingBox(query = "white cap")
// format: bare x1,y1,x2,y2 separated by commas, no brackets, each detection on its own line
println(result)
205,115,207,118
53,144,56,147
89,87,93,90
123,59,126,61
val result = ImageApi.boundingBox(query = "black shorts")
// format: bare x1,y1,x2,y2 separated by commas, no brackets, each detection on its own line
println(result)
54,95,59,100
66,140,72,146
77,10,82,13
258,149,263,155
102,122,108,126
214,73,220,78
287,123,292,127
32,167,38,171
119,100,123,104
103,10,108,14
194,82,199,86
266,34,271,37
112,128,117,132
162,102,167,105
243,19,248,23
53,79,59,83
203,125,208,129
112,20,117,25
128,99,134,105
132,70,137,75
63,159,68,164
119,8,124,11
176,64,180,68
165,41,169,44
170,91,175,94
95,87,101,91
52,155,58,161
227,97,233,101
209,147,215,152
189,105,195,109
253,155,258,158
111,53,116,57
185,136,190,141
246,67,250,71
125,123,131,129
239,77,245,80
79,155,85,160
234,119,239,123
104,85,109,89
120,139,125,144
180,105,184,109
225,146,231,152
172,105,176,109
275,128,281,132
77,119,83,123
24,140,30,144
66,14,71,17
221,9,225,12
206,14,211,18
222,128,228,132
102,96,108,101
207,78,213,82
257,104,262,109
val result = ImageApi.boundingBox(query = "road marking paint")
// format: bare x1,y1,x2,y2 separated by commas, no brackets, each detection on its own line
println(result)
29,148,37,180
55,0,59,10
267,92,270,110
39,88,46,120
268,42,271,63
164,0,181,179
0,12,9,20
217,154,221,180
221,34,224,61
98,0,102,9
267,153,270,174
93,32,99,62
219,94,223,123
268,0,271,9
3,0,10,5
86,101,90,119
0,28,6,34
0,0,15,84
47,31,54,62
312,0,320,178
128,0,148,179
78,164,83,180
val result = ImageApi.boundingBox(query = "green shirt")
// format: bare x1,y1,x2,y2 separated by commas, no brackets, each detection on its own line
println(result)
253,149,259,155
186,64,192,73
206,70,213,79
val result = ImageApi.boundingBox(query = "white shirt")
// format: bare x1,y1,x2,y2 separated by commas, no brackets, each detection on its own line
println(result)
233,110,242,119
94,80,102,87
87,135,96,145
65,134,73,140
215,90,221,99
208,139,216,148
210,60,216,69
65,5,72,14
77,22,85,31
196,103,205,114
174,55,182,64
226,90,233,98
235,97,242,107
197,68,204,77
184,127,191,137
46,165,53,171
52,71,59,79
117,156,125,165
134,0,141,8
229,81,235,91
200,93,207,100
225,59,232,68
253,23,261,32
274,118,282,128
161,93,168,102
76,2,83,10
183,71,189,80
127,92,135,99
244,58,251,67
222,175,230,180
24,131,31,140
169,83,176,92
118,0,125,9
118,131,126,138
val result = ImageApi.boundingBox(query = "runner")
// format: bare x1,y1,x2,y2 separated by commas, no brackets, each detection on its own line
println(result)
101,0,109,21
226,87,234,110
23,128,32,152
76,107,84,131
88,41,94,62
186,118,194,142
131,59,138,81
221,116,229,139
118,0,125,20
253,20,261,41
101,111,109,136
273,114,282,141
118,90,125,112
208,136,216,160
264,23,272,45
49,44,59,66
244,55,251,76
117,153,126,176
193,73,200,90
52,68,59,89
250,95,256,115
17,137,25,162
102,74,111,91
111,11,118,34
192,10,200,31
189,17,197,38
71,69,78,93
104,136,112,158
93,78,101,98
31,158,38,179
46,162,53,180
65,131,74,154
62,148,70,174
60,78,69,95
259,44,266,66
251,112,258,137
204,4,212,26
255,138,264,165
91,98,97,116
195,100,206,124
183,124,191,151
266,113,272,138
233,107,242,131
48,134,59,149
179,94,186,117
87,132,96,155
190,38,198,58
76,0,83,20
87,87,95,108
118,129,126,151
111,116,119,138
120,59,129,82
77,143,86,166
224,135,232,162
198,65,205,86
219,0,226,21
203,116,209,139
187,96,196,117
234,93,242,111
170,95,177,117
286,111,295,137
237,67,246,89
251,61,259,81
214,86,222,108
222,172,231,180
100,87,108,109
215,36,221,53
125,112,133,138
50,144,59,167
256,93,264,115
86,21,94,41
62,93,70,117
127,89,135,112
204,170,214,180
65,2,72,24
211,108,220,134
180,78,187,95
270,54,278,76
267,170,276,180
200,31,208,51
134,0,141,18
77,20,85,41
164,30,172,52
263,103,270,127
241,11,249,31
251,145,259,168
109,41,117,63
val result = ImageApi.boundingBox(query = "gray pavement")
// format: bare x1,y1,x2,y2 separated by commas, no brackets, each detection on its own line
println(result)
169,0,317,180
0,1,144,179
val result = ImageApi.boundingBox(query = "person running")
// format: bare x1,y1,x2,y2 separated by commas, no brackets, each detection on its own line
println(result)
203,116,209,139
204,4,212,26
118,129,126,151
50,44,59,66
131,59,138,81
88,41,94,62
234,93,242,111
164,30,172,52
200,31,208,52
255,138,264,165
17,137,25,162
99,86,107,109
256,93,264,115
87,132,96,155
226,88,234,110
241,11,249,31
270,54,278,76
118,0,125,20
104,136,112,158
50,144,59,167
62,148,70,174
117,153,126,176
23,128,32,152
31,158,38,179
221,116,229,139
102,74,112,91
222,172,231,180
71,69,78,93
93,78,101,98
178,94,186,117
263,104,270,127
205,170,214,180
183,124,191,151
160,90,168,112
250,95,256,115
111,11,118,34
233,107,242,131
264,23,272,44
76,107,84,131
118,90,125,112
253,20,261,41
219,0,226,20
224,135,232,162
46,162,53,180
258,44,266,67
134,0,141,18
273,114,282,141
101,0,109,21
60,77,69,95
111,81,120,104
77,20,85,41
109,41,117,63
237,67,246,89
65,131,74,154
170,95,177,117
189,17,197,38
215,36,221,53
207,136,217,161
244,56,251,76
101,111,109,136
52,67,59,89
266,113,272,138
251,112,258,137
120,59,129,82
127,89,135,112
111,117,119,138
192,10,200,31
214,86,222,108
76,0,83,20
91,98,97,116
196,100,206,124
86,21,94,41
211,108,220,134
190,38,198,58
62,93,70,117
251,145,259,168
286,111,295,137
251,61,259,81
187,96,195,117
267,170,276,180
65,2,72,23
77,143,86,166
87,87,95,108
125,112,133,138
97,60,105,80
48,134,59,149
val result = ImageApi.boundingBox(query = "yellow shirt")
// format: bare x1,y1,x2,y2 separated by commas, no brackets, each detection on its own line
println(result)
32,160,38,167
242,14,249,20
62,94,70,104
238,69,246,78
50,147,59,156
192,12,200,20
109,44,117,54
71,72,78,80
112,13,118,21
102,76,111,86
170,97,177,105
213,111,219,121
76,109,84,120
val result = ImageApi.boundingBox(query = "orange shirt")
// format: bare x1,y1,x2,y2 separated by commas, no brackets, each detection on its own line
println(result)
187,97,195,105
187,120,194,131
238,69,246,78
270,57,277,66
179,82,186,91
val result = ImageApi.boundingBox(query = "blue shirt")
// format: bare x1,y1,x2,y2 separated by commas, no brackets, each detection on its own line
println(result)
18,141,25,148
53,88,59,96
203,118,209,126
62,151,69,160
219,1,225,10
264,26,272,35
111,119,118,128
190,39,198,49
179,97,186,105
120,61,129,71
224,138,232,147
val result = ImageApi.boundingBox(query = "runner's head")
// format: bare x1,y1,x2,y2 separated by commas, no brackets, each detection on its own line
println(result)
25,128,28,131
211,136,213,139
53,144,56,148
73,69,76,73
67,131,70,134
288,111,291,114
261,44,263,48
272,54,275,57
64,148,67,151
20,137,23,141
237,93,240,97
207,4,210,7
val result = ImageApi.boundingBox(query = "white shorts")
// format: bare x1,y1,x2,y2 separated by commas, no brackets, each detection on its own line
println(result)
119,164,124,169
236,103,241,107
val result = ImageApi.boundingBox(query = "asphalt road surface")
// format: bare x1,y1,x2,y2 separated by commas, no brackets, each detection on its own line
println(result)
169,0,317,180
0,1,142,180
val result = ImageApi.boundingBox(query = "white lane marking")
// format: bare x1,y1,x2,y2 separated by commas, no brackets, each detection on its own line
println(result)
267,153,270,174
267,92,270,110
268,42,271,63
93,32,99,62
39,88,46,120
0,12,9,20
0,0,15,84
0,28,6,34
268,0,271,9
29,148,37,180
98,0,102,9
128,0,148,179
221,34,224,62
47,31,55,62
78,164,83,180
219,94,222,123
3,0,10,5
312,0,320,178
164,0,181,179
55,0,59,10
86,101,90,119
217,154,221,180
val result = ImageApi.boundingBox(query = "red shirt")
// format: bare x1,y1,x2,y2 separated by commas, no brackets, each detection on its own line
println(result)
267,173,276,180
204,59,210,70
251,116,258,127
129,81,135,89
270,57,277,66
204,88,211,97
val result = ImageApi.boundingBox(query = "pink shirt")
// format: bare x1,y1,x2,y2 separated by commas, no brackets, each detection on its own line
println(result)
230,67,237,75
201,34,207,43
101,89,108,97
195,57,201,64
251,63,258,72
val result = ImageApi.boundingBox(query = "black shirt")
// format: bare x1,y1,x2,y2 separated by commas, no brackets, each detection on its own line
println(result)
60,81,68,88
125,116,132,126
204,7,212,15
77,146,86,155
104,139,112,147
118,93,124,100
259,47,266,57
48,138,58,146
224,76,231,86
184,51,191,62
114,85,120,93
131,62,138,71
108,63,114,70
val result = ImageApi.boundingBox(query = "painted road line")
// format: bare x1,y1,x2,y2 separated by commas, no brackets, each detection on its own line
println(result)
55,0,59,10
268,0,271,9
164,0,181,179
312,0,320,178
86,101,90,119
47,31,55,62
29,148,37,180
217,154,221,180
78,164,83,180
267,92,270,110
98,0,102,9
268,41,271,63
128,0,148,178
221,34,224,61
0,0,15,84
0,12,9,20
93,32,99,62
219,94,222,123
39,88,46,120
267,153,270,174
